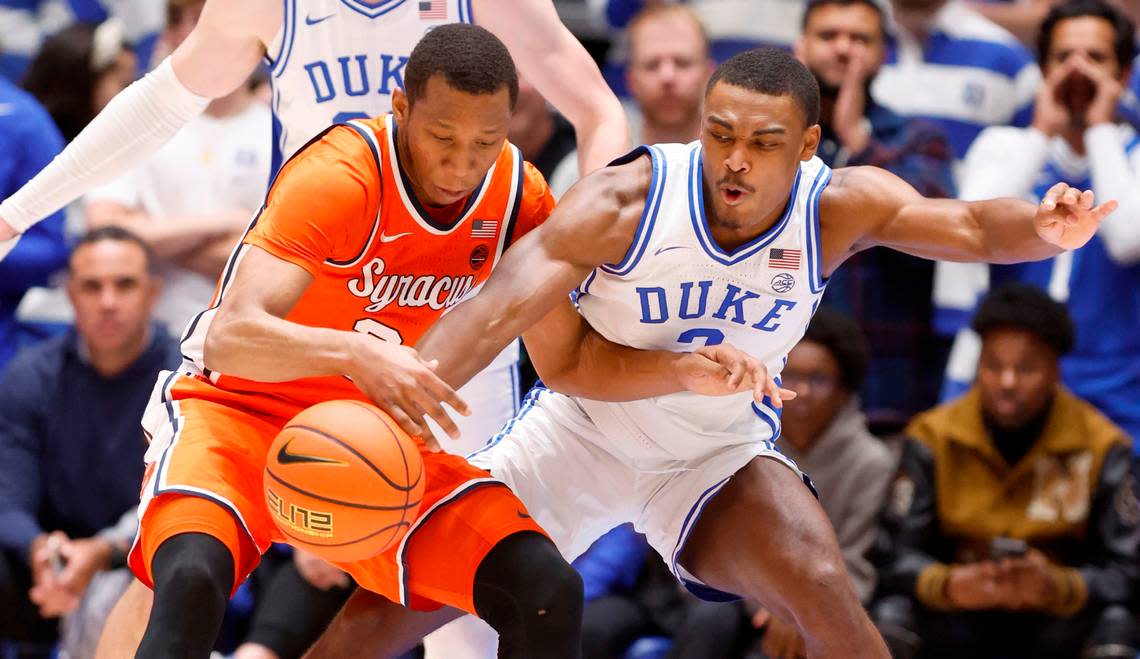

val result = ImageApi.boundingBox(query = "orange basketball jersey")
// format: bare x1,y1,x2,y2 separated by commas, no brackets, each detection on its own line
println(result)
178,115,554,412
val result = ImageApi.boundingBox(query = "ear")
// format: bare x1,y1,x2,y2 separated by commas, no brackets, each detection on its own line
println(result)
392,87,409,125
800,124,821,161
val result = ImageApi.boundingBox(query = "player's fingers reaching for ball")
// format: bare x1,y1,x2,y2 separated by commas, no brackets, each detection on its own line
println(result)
1092,199,1119,221
1040,182,1068,211
407,386,461,442
375,401,429,449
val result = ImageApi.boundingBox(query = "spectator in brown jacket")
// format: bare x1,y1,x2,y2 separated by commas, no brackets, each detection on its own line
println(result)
870,282,1140,659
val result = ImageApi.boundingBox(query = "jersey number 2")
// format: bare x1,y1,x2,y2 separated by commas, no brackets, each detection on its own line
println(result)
353,318,404,345
677,328,725,348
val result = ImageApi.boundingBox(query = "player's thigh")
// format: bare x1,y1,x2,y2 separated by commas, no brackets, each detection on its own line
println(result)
468,387,636,562
133,388,286,592
675,454,846,607
335,446,546,615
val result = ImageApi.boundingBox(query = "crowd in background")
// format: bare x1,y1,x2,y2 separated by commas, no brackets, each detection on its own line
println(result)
1,0,1140,658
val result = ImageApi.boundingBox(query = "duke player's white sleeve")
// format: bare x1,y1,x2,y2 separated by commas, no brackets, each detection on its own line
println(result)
0,58,210,234
1085,123,1140,266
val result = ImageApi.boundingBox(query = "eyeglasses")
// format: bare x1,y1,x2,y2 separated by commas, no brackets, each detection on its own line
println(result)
780,371,838,394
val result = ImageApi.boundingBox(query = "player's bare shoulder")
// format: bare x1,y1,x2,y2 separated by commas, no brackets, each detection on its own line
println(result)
815,165,923,268
199,0,281,46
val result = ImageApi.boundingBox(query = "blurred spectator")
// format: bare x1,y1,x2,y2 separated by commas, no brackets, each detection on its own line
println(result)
871,0,1042,339
0,226,177,659
599,0,804,60
21,19,136,142
871,283,1140,659
508,74,578,199
967,0,1139,44
85,0,268,335
0,74,69,369
0,0,163,82
624,5,714,144
944,0,1140,445
794,0,955,428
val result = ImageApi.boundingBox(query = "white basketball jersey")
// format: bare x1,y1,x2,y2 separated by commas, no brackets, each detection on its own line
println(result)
574,143,833,462
264,0,473,174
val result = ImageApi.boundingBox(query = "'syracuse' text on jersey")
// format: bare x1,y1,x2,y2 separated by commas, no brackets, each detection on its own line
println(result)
574,143,832,460
178,115,553,412
264,0,474,174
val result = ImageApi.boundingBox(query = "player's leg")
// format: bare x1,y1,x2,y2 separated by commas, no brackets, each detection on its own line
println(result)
94,579,152,659
471,530,584,658
302,592,463,658
135,529,237,658
677,456,888,658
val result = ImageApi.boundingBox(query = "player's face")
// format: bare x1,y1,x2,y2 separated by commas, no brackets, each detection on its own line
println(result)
780,340,849,451
699,82,820,229
627,15,712,131
393,75,512,206
66,240,159,358
977,329,1058,432
796,4,885,89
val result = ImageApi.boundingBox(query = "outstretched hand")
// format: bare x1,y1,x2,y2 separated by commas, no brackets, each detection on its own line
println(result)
675,343,797,406
1034,182,1116,251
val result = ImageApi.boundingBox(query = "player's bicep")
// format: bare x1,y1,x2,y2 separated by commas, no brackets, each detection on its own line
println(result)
169,0,269,98
215,245,313,321
845,166,978,260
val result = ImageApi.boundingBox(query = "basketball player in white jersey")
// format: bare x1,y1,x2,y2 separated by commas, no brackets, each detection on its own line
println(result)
299,47,1116,658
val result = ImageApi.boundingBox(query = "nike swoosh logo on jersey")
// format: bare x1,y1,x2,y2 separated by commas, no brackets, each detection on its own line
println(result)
654,245,690,256
305,13,335,25
380,231,413,243
277,438,346,466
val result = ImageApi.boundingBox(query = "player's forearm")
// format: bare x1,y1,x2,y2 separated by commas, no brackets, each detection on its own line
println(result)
573,104,634,174
203,309,357,382
538,333,688,400
967,198,1063,263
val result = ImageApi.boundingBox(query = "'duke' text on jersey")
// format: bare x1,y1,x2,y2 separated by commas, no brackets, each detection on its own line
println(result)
636,281,797,333
304,54,409,103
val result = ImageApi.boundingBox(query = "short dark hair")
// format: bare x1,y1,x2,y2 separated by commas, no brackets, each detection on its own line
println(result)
802,0,888,39
802,307,870,392
706,48,820,126
404,24,519,109
971,283,1074,356
1038,0,1136,69
70,225,156,273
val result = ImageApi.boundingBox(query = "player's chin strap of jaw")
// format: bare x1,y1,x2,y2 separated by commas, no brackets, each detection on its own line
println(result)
0,57,211,235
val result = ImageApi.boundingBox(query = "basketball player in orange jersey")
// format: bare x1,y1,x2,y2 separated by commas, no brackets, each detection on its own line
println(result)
117,25,769,659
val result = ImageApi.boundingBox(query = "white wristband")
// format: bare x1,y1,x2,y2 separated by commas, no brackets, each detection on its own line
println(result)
0,57,211,233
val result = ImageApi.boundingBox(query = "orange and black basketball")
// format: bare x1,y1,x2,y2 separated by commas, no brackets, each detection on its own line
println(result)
264,400,424,562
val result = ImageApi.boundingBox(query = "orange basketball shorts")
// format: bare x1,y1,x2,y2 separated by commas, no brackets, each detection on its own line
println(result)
129,370,546,613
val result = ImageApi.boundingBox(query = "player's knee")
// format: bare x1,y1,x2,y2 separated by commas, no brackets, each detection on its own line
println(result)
151,532,234,606
473,532,583,639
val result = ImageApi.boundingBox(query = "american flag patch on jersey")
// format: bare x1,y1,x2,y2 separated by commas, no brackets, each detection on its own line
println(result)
419,0,447,18
768,248,801,269
471,220,497,238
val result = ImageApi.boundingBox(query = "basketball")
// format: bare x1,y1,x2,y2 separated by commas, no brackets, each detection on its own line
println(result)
264,400,425,563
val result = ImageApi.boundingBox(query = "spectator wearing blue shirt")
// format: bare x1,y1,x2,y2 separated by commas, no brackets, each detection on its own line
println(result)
943,0,1140,448
795,0,957,428
0,226,179,659
0,74,68,370
872,0,1043,338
